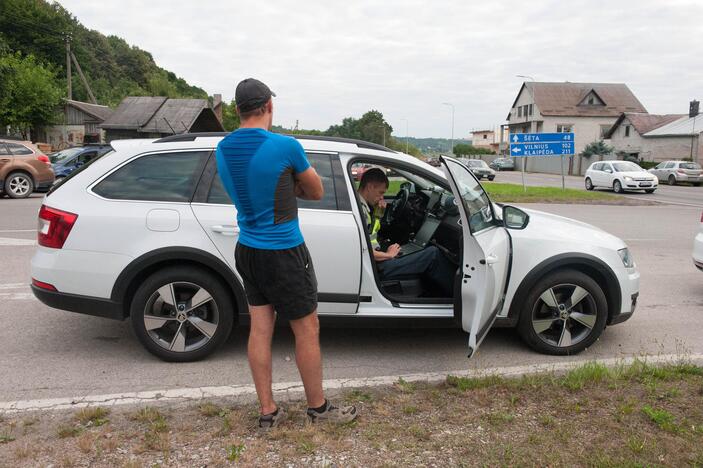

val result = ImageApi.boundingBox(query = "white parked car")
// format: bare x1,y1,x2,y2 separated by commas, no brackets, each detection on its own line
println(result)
649,160,703,186
31,134,640,362
694,212,703,271
584,161,658,194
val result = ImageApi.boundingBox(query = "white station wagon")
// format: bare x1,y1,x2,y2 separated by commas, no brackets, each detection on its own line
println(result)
31,133,640,361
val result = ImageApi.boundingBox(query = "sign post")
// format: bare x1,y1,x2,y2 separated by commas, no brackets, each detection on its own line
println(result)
509,132,575,190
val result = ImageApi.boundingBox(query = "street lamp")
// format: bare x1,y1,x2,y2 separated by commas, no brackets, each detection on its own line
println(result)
442,102,455,155
400,118,409,154
515,75,536,192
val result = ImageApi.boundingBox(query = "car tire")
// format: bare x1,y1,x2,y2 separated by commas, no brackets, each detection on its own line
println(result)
693,183,701,187
130,266,235,362
516,269,608,356
584,177,594,191
668,175,676,186
488,176,495,181
613,180,623,193
4,172,34,199
644,189,656,194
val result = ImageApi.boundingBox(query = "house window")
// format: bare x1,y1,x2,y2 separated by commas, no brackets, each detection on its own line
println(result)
528,104,533,116
556,124,573,133
600,125,611,138
517,107,522,117
588,96,595,105
624,125,630,137
482,134,487,139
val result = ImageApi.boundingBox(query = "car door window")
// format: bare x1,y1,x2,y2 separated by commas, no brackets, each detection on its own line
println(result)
7,143,33,155
664,162,675,169
443,158,494,234
0,144,10,156
93,151,209,202
208,153,339,210
592,163,602,171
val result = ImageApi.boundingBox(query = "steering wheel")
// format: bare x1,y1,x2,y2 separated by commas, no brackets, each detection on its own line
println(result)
385,187,410,224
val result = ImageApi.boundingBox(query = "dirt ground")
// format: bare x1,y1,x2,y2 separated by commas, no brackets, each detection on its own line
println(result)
1,360,702,467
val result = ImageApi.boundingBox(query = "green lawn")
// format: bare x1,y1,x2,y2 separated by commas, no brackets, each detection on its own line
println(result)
386,179,620,204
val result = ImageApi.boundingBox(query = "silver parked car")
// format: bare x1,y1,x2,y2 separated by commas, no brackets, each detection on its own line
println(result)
648,160,702,186
465,159,496,180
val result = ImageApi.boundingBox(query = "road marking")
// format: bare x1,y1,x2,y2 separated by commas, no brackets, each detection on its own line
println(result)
1,353,701,414
0,237,36,246
0,292,35,301
0,283,29,290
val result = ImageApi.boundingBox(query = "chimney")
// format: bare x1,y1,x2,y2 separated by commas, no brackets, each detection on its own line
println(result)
690,100,700,118
213,94,223,123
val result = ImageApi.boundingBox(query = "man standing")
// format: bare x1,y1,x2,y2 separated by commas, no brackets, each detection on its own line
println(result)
358,168,455,297
216,78,357,428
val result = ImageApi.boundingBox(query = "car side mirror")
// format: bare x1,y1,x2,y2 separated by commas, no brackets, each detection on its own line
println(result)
503,205,529,230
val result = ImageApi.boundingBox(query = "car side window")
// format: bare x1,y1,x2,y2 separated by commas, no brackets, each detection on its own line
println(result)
7,143,33,155
592,163,602,171
664,162,675,169
207,153,338,210
93,151,209,202
0,144,10,156
76,151,97,165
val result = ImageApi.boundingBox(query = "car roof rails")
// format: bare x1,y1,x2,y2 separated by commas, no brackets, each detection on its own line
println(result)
153,132,396,153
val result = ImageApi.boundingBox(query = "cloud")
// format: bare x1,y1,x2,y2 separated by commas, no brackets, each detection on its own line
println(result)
59,0,703,137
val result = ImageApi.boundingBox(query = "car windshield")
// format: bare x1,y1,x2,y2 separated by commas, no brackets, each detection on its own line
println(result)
49,147,82,164
467,160,488,168
681,162,702,170
612,162,644,172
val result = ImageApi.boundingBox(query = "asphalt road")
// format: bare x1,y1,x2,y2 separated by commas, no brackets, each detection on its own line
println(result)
493,170,703,208
1,194,701,403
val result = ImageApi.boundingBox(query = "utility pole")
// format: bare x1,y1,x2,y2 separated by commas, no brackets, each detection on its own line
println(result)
442,103,455,155
65,35,72,100
400,118,409,154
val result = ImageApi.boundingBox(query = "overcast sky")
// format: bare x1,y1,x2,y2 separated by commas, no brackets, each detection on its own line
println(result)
58,0,703,138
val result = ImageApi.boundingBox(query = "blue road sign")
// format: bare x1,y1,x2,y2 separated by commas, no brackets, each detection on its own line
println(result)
509,132,575,157
510,133,574,143
510,141,574,157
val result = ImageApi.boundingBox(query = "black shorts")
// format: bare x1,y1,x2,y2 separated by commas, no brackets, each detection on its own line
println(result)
234,242,318,321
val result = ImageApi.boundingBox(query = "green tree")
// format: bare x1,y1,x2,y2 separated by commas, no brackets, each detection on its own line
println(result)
221,99,240,132
0,52,63,138
453,143,495,157
580,140,614,158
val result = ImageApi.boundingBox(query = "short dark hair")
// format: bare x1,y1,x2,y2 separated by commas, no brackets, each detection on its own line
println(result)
237,103,267,121
359,167,388,189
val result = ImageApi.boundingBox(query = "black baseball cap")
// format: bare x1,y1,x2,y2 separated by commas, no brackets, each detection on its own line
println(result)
235,78,276,112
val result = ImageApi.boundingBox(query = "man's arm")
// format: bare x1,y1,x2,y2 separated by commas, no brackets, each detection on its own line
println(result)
294,167,324,201
373,243,400,262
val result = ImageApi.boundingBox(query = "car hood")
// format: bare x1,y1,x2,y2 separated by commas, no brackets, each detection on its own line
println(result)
516,207,626,250
617,171,655,178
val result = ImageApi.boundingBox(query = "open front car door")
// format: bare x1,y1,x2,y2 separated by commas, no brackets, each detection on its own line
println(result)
440,156,511,358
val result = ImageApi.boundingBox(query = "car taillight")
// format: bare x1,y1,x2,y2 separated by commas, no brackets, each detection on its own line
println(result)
37,154,51,165
32,278,57,292
38,205,78,249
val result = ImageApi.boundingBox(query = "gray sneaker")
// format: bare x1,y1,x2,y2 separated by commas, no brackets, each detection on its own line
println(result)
258,407,287,430
306,400,357,424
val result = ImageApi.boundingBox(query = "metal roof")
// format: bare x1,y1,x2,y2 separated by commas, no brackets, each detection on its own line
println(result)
66,100,113,122
644,114,703,137
604,112,686,138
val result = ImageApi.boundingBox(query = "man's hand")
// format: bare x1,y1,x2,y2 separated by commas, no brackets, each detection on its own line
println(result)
294,167,323,200
386,243,401,259
377,198,387,209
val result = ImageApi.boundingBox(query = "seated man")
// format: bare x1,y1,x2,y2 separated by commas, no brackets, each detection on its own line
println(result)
357,168,455,297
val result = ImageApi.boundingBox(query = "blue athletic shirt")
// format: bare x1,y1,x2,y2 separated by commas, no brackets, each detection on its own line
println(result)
215,128,311,250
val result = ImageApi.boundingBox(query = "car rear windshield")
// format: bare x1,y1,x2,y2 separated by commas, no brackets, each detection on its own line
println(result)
49,147,83,164
681,163,702,170
612,162,644,172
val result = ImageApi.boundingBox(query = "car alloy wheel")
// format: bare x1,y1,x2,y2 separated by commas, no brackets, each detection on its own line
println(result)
585,178,593,190
613,180,623,193
5,172,34,198
668,175,676,186
517,269,607,355
130,266,234,361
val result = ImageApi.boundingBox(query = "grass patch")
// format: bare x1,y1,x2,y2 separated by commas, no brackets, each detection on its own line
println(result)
641,405,680,432
482,411,516,426
561,362,611,391
56,424,83,438
131,406,165,424
0,433,15,443
226,443,245,462
446,374,505,391
345,389,374,402
394,377,416,394
75,407,110,426
483,182,619,203
198,402,222,417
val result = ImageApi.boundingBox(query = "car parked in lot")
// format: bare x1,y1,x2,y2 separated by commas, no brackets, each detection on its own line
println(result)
694,212,703,271
50,145,112,182
584,161,658,194
31,133,639,362
648,160,703,186
0,138,55,198
489,157,515,171
465,159,496,180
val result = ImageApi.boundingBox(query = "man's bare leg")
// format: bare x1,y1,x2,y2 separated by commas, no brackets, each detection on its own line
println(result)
247,304,277,415
289,310,325,409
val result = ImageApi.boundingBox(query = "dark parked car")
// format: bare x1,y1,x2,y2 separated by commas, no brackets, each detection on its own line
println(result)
50,145,112,181
465,159,496,180
490,157,515,171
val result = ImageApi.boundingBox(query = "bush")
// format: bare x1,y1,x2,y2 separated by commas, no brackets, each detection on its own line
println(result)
638,161,659,170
